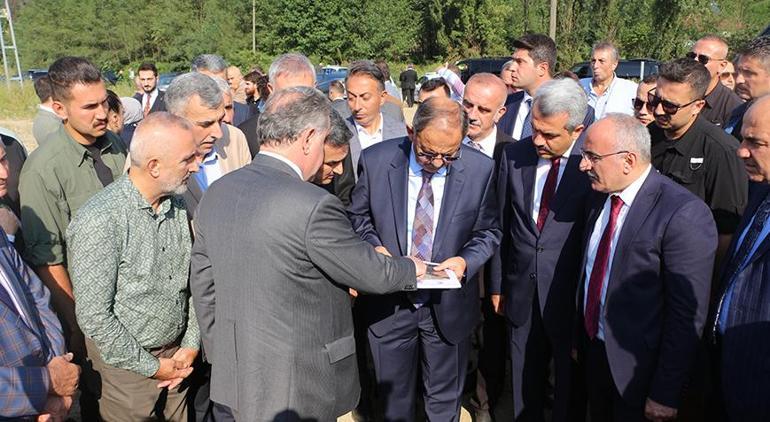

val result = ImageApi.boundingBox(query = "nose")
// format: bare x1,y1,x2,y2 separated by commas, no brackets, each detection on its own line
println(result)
333,162,344,175
579,156,591,172
210,122,223,140
736,142,750,159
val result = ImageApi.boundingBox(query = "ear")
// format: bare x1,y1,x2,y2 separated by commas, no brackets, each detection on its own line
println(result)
717,60,728,74
379,89,387,106
52,100,68,120
147,158,161,178
267,83,275,95
493,105,507,123
610,61,619,72
624,151,637,174
570,124,585,142
691,99,706,116
537,62,550,78
299,127,316,154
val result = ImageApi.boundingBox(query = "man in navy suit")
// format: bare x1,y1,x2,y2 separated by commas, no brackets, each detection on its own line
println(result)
491,78,591,422
348,97,501,421
711,95,770,420
577,113,717,421
133,62,166,115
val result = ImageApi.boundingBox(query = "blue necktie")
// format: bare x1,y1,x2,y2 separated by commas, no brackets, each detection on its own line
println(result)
410,172,434,307
520,98,533,140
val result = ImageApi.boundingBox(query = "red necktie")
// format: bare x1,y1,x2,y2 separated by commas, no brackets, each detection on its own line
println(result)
584,195,624,339
536,157,560,231
144,93,152,117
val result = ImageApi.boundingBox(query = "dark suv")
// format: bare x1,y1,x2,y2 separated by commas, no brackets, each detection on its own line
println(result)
456,57,510,83
570,59,660,80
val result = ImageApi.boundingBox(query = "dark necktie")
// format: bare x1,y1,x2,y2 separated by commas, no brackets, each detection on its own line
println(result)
584,195,624,339
410,172,434,307
520,98,533,140
144,93,152,117
536,157,560,231
85,143,115,187
727,194,770,278
468,140,483,152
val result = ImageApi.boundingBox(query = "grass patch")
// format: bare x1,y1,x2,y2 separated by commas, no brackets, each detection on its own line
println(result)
0,81,138,120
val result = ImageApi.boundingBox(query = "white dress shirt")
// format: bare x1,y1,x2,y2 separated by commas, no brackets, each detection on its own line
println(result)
580,74,638,120
354,113,384,151
142,88,160,110
258,151,304,179
463,126,497,159
406,148,447,256
583,165,652,340
531,142,575,225
513,93,533,141
0,266,32,329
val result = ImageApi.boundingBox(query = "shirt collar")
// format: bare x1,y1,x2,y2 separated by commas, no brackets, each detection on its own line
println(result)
121,174,174,216
614,164,652,207
464,125,497,155
258,151,304,179
662,116,704,156
60,126,115,167
38,104,57,115
592,73,618,96
408,144,449,178
354,113,384,137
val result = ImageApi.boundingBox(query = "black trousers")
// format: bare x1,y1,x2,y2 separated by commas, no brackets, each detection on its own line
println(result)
466,297,507,414
402,88,415,107
584,338,646,422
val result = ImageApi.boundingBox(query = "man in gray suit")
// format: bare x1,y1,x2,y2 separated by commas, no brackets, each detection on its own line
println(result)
32,76,62,146
190,86,426,421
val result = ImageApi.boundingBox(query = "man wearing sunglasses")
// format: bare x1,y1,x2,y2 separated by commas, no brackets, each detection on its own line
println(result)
687,36,742,127
632,74,657,126
649,58,747,272
348,97,500,422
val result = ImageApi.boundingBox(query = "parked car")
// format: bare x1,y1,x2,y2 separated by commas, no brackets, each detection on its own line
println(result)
158,72,181,91
570,59,660,80
26,69,48,80
456,57,510,83
317,66,348,85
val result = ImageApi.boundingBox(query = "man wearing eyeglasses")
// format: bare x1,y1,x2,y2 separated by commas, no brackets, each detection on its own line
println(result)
348,97,501,421
578,113,717,422
648,58,748,273
687,36,742,127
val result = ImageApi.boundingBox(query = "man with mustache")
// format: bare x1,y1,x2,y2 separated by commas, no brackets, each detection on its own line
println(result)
19,56,127,419
68,112,201,421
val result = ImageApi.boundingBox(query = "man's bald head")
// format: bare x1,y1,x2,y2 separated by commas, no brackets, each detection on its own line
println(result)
466,73,507,106
130,112,194,167
463,73,507,141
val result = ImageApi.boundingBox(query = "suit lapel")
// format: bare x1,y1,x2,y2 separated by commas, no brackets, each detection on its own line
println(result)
0,248,43,336
388,144,410,256
433,159,465,259
719,184,770,282
521,141,539,234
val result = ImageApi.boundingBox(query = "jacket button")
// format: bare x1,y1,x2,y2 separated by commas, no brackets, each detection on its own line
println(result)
529,273,536,279
537,247,544,253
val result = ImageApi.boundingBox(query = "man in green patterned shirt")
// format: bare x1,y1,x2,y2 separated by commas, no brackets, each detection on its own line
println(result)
67,112,201,421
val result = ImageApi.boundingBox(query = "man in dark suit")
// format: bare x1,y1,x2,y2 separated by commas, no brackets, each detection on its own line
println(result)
491,78,591,422
711,95,770,420
132,62,166,115
458,73,509,421
190,86,425,421
348,97,501,421
577,113,717,422
400,64,418,107
329,79,352,120
238,53,317,157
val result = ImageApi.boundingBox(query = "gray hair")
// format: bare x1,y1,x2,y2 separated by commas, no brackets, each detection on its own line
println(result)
501,60,514,72
601,113,651,163
533,78,588,132
120,97,143,125
164,72,224,117
327,109,352,147
268,53,316,85
191,54,228,74
739,36,770,73
413,97,469,139
258,86,330,147
592,41,620,63
130,112,193,167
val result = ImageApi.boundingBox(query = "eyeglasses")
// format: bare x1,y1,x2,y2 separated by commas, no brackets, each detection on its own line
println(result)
580,149,629,164
632,98,648,111
685,51,725,65
416,148,462,165
647,91,700,115
721,72,737,79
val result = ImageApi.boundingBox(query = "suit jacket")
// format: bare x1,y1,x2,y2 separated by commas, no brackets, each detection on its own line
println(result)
232,101,252,127
236,111,261,158
578,170,717,408
498,91,596,139
331,98,352,120
491,137,591,341
189,154,416,420
399,69,418,89
711,183,770,420
181,123,252,219
348,139,501,344
132,90,166,114
31,107,61,147
0,229,65,419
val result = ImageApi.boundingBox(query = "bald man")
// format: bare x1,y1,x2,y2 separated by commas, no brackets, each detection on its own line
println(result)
688,36,742,127
462,73,511,160
68,112,201,421
349,97,501,421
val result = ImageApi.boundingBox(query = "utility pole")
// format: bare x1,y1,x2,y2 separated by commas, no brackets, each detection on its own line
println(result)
0,0,22,88
549,0,557,40
252,0,256,53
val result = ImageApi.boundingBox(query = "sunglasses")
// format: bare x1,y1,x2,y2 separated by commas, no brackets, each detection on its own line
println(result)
632,98,647,111
685,51,725,65
721,72,738,79
647,91,700,115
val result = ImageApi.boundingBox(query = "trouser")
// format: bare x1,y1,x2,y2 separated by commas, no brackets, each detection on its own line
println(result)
85,337,189,422
508,296,574,422
402,88,415,107
466,297,507,414
368,303,470,422
584,338,646,422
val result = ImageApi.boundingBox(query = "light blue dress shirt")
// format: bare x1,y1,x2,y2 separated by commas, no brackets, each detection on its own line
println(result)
406,148,447,257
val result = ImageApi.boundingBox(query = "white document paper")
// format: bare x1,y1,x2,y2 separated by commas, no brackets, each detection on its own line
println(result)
417,262,461,289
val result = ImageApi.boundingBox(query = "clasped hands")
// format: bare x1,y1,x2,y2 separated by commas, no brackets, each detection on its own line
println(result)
154,347,198,390
38,352,80,422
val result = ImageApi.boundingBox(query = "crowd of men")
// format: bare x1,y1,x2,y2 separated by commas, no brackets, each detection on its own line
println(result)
1,30,770,422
